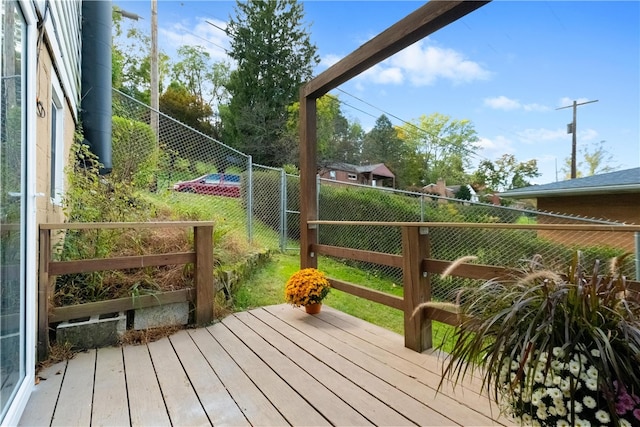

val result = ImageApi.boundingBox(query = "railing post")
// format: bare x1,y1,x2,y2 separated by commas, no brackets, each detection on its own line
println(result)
194,225,214,325
402,226,431,352
38,228,51,361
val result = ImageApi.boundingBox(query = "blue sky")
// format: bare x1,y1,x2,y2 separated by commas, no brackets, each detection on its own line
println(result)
114,1,640,184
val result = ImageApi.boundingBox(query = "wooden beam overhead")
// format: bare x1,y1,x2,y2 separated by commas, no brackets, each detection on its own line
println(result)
302,1,490,99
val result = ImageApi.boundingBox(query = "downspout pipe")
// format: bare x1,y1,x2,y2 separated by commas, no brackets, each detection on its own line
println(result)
81,0,112,173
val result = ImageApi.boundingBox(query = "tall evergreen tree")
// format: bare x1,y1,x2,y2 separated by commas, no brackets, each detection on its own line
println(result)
222,0,319,166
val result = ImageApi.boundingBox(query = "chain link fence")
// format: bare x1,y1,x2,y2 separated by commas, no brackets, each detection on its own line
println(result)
112,89,286,255
110,89,637,304
313,179,638,303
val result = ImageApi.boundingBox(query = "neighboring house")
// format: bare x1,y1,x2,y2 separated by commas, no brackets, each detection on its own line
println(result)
422,178,479,202
319,162,396,188
1,1,111,424
500,167,640,251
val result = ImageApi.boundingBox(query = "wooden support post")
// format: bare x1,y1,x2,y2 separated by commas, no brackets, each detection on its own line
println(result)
194,225,214,325
38,228,51,361
299,91,318,269
402,226,432,352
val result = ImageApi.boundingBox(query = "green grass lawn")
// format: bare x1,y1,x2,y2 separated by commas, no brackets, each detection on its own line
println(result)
234,251,456,352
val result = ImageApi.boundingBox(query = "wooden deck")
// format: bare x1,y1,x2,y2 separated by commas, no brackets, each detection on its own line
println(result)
20,305,512,426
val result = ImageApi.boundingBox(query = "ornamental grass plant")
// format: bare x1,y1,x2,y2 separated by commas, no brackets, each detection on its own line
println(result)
284,268,331,307
439,252,640,426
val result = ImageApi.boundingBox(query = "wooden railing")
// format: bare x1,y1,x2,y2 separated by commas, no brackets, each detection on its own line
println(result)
38,221,215,361
306,221,640,353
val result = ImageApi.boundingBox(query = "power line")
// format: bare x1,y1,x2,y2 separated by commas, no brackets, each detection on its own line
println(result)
179,5,490,163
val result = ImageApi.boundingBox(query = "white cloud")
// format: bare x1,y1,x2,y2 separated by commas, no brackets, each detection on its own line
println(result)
516,128,569,144
558,97,591,108
160,17,230,63
484,96,550,112
361,64,404,84
484,96,520,111
580,128,599,141
356,39,490,87
476,135,515,158
320,54,342,69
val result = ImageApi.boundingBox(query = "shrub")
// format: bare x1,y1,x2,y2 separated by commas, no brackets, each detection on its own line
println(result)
111,116,158,188
438,252,640,426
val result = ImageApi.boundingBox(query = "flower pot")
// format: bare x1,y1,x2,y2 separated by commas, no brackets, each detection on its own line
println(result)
305,303,322,314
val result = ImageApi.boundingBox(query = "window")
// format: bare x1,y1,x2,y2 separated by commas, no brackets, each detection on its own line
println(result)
329,170,336,180
50,76,64,205
347,173,357,181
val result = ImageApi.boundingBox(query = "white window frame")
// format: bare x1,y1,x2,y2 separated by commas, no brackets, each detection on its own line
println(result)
50,74,64,205
2,0,37,425
347,173,357,181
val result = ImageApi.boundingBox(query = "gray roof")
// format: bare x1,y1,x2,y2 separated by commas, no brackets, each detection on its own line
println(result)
501,167,640,198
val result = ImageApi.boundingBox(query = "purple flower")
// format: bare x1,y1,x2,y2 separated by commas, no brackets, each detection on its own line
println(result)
634,408,640,420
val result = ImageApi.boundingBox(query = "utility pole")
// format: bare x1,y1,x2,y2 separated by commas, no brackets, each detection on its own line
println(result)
150,0,159,138
556,99,598,179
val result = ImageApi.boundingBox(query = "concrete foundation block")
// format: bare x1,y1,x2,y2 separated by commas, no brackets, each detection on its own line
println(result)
133,302,189,330
56,312,126,349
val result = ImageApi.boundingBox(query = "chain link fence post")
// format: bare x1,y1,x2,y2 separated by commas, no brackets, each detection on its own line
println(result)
280,168,286,252
247,155,253,244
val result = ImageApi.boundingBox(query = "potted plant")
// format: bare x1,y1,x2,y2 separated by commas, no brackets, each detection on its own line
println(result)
437,252,640,426
284,268,331,314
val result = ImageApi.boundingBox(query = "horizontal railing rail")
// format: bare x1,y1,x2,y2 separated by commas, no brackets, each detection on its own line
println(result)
307,220,640,352
38,221,214,361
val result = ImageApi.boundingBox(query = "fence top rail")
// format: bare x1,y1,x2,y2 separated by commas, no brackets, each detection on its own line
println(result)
307,220,640,232
40,221,216,230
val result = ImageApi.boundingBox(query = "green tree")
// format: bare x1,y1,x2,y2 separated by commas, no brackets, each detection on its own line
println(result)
286,94,363,166
561,140,618,179
222,0,319,166
398,113,478,186
112,7,170,103
473,154,540,193
171,45,230,108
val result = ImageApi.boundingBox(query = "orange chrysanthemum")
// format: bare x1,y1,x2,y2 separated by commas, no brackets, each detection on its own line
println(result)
284,268,331,307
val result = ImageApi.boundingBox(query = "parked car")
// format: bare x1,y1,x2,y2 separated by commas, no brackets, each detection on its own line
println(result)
172,173,241,197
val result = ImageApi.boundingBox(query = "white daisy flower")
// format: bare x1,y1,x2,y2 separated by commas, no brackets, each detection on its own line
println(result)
569,360,581,376
586,366,598,379
556,420,570,427
619,419,632,427
590,349,600,358
553,347,565,357
585,378,598,391
576,418,590,427
536,407,548,420
595,410,611,423
547,388,562,399
583,396,597,409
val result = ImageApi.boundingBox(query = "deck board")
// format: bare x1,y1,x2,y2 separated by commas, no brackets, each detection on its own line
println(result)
18,360,67,426
148,337,211,426
123,343,171,426
264,306,462,425
310,306,509,424
20,304,510,427
226,312,379,426
92,346,129,427
50,349,95,427
188,327,288,426
169,330,249,426
241,309,421,426
210,319,330,426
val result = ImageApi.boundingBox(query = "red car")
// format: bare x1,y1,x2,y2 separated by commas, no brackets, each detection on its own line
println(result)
172,173,241,197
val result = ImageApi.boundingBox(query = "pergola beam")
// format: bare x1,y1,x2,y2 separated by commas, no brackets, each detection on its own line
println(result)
302,1,490,100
